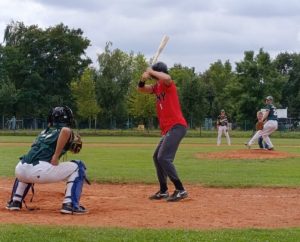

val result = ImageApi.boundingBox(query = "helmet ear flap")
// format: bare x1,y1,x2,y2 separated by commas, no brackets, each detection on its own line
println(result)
63,105,75,128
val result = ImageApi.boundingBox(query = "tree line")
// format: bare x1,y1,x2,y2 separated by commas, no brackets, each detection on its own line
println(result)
0,21,299,129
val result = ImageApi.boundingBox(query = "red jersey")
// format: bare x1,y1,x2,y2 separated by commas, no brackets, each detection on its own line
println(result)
152,80,187,135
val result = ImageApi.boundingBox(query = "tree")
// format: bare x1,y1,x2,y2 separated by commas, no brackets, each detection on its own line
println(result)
2,21,91,117
274,52,300,117
201,60,234,118
227,49,286,123
0,44,19,128
95,42,134,128
170,64,208,128
71,68,101,129
127,54,156,128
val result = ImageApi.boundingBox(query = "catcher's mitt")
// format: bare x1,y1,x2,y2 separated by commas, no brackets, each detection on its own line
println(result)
69,133,82,154
256,121,264,131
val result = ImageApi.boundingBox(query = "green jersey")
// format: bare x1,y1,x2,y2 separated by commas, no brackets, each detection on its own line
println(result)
21,127,68,165
265,104,278,121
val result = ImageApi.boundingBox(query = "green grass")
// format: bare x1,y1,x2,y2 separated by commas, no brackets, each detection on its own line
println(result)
1,136,300,240
0,136,300,187
1,224,300,242
1,128,300,138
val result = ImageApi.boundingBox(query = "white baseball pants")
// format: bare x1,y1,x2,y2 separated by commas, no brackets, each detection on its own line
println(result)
217,126,231,146
248,120,278,148
14,160,78,204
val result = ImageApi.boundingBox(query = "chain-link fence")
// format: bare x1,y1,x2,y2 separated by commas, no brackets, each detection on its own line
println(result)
202,118,300,131
0,116,48,130
1,115,299,132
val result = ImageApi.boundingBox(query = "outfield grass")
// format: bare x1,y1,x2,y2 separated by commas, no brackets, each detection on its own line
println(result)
1,224,300,242
1,128,300,138
0,136,299,187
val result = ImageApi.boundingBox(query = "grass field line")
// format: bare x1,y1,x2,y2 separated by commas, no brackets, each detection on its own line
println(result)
0,142,299,148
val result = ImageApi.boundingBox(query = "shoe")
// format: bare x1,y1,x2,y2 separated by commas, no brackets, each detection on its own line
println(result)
267,147,274,151
149,191,169,200
166,190,188,202
6,200,22,211
244,143,251,149
60,203,87,215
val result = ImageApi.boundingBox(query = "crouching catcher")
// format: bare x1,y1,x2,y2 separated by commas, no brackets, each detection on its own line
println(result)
6,106,90,214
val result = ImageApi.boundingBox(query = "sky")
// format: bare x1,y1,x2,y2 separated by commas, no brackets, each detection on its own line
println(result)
1,0,300,73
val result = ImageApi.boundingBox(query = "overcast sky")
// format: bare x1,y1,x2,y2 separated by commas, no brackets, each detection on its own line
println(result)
1,0,300,72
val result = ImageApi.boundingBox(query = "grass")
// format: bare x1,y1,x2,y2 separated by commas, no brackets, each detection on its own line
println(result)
1,135,300,240
0,136,300,187
1,128,300,138
1,224,300,242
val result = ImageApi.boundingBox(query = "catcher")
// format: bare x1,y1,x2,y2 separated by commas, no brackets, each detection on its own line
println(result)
6,106,88,214
246,111,268,149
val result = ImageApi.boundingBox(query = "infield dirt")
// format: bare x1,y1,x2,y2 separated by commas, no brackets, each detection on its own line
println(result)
1,178,300,229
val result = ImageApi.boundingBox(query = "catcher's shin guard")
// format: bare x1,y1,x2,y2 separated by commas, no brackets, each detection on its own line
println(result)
7,178,34,208
67,160,90,209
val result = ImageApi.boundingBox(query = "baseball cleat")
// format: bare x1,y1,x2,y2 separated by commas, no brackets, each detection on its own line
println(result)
149,191,169,200
166,190,188,202
244,143,251,149
60,203,87,215
6,200,22,211
267,147,274,151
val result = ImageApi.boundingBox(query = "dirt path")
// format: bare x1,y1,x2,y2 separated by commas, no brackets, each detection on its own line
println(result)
1,178,300,229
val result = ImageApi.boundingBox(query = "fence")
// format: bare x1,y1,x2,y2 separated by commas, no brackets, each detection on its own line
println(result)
1,115,299,132
202,118,300,132
1,116,48,130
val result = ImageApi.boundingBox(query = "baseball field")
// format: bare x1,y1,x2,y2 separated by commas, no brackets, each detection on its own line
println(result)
1,135,300,241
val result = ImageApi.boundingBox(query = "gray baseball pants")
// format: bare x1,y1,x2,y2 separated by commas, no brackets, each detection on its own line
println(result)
153,124,186,192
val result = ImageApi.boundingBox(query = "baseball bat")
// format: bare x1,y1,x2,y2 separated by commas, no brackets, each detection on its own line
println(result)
150,35,170,65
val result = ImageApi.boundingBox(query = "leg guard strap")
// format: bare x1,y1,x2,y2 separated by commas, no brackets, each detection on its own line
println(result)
69,160,90,209
8,178,34,207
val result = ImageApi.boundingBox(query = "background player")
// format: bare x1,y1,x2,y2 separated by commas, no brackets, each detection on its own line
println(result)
6,106,88,214
216,109,231,146
246,96,278,150
138,62,188,202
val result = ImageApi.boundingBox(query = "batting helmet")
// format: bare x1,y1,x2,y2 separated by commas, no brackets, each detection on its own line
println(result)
152,62,168,74
265,96,273,101
48,106,75,128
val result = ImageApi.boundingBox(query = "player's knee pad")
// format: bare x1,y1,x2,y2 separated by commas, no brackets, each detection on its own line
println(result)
8,178,34,205
69,160,90,208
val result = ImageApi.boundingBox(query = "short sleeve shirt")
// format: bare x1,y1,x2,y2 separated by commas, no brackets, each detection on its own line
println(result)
152,80,187,135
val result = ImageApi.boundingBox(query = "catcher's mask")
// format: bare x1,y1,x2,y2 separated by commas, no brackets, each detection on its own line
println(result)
48,106,75,128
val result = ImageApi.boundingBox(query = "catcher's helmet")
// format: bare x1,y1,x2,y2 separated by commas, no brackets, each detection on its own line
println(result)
152,62,168,74
265,96,273,101
48,106,75,127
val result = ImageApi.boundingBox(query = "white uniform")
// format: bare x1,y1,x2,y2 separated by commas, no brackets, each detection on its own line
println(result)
248,104,278,149
248,120,278,148
15,160,78,204
217,114,231,146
